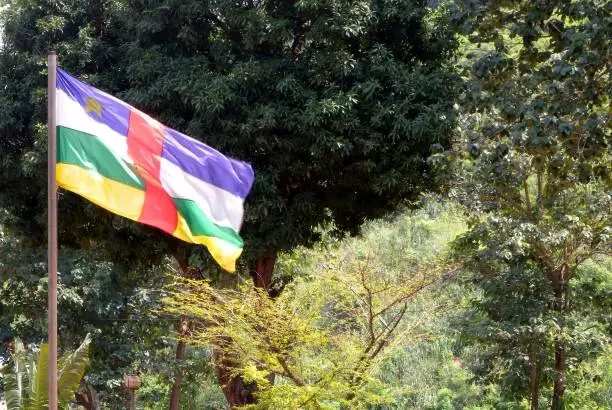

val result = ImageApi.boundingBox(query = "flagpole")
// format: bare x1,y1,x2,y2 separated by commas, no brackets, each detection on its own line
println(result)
47,51,58,410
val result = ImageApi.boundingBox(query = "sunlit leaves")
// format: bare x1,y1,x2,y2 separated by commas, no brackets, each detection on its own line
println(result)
162,203,464,408
446,0,611,404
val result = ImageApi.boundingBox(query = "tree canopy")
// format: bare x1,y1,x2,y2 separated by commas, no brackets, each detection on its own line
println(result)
1,0,609,408
0,0,461,406
438,0,611,406
0,0,459,264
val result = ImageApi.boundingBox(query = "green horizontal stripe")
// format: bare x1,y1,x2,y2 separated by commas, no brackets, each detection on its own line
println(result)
57,126,145,190
173,198,244,248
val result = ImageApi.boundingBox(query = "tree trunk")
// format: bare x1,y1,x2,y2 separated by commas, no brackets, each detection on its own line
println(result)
212,250,278,407
251,250,279,297
529,343,538,410
551,339,566,410
75,383,100,410
551,279,566,410
213,338,258,407
168,315,189,410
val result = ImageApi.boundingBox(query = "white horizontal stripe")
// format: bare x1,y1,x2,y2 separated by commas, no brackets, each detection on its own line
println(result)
160,158,245,231
56,89,131,163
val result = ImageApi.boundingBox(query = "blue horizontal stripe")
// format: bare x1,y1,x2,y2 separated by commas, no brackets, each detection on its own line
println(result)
162,128,255,199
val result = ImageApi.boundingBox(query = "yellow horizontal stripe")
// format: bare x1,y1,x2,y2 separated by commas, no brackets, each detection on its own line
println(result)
172,214,243,272
57,163,145,221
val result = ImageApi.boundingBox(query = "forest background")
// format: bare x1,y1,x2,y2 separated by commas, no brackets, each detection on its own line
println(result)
0,0,609,409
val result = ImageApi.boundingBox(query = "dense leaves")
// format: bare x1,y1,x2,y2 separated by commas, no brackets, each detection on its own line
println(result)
162,201,463,409
1,0,610,408
115,0,460,258
0,220,179,406
438,0,611,406
1,0,460,406
0,0,459,263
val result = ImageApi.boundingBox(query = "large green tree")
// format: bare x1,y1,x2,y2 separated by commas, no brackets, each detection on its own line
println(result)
1,0,459,406
441,0,611,407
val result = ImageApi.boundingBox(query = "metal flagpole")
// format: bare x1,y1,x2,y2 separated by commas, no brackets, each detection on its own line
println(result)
47,51,58,410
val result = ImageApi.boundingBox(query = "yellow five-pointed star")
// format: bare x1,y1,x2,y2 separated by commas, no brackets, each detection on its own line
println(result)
84,96,103,117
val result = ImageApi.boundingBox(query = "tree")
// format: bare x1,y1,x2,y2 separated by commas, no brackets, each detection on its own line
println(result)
440,0,611,407
2,334,91,410
107,0,460,272
85,1,461,401
1,0,459,406
162,210,460,408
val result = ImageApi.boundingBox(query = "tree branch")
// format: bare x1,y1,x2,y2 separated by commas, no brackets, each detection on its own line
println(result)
524,179,532,215
536,168,544,212
277,356,305,387
369,302,408,361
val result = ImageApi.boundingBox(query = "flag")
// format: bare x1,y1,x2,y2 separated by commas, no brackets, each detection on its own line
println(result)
55,68,254,272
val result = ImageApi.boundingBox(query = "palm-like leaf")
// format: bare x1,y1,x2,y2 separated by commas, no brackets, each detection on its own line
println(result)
57,333,91,407
25,344,49,410
2,368,23,410
1,335,90,410
2,339,26,410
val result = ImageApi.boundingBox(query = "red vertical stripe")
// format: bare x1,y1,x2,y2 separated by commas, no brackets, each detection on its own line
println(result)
127,110,178,234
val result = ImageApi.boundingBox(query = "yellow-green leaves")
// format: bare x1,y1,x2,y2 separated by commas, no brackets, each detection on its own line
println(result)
163,204,463,408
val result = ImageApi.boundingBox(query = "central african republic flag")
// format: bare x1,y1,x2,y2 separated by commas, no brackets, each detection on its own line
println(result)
55,69,254,272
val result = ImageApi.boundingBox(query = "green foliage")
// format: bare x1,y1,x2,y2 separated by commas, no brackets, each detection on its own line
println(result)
29,344,49,410
57,335,92,407
0,0,460,265
1,0,609,408
1,334,91,409
136,354,228,410
161,200,466,409
434,0,612,406
3,339,26,410
1,1,460,405
564,345,612,409
0,216,180,406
